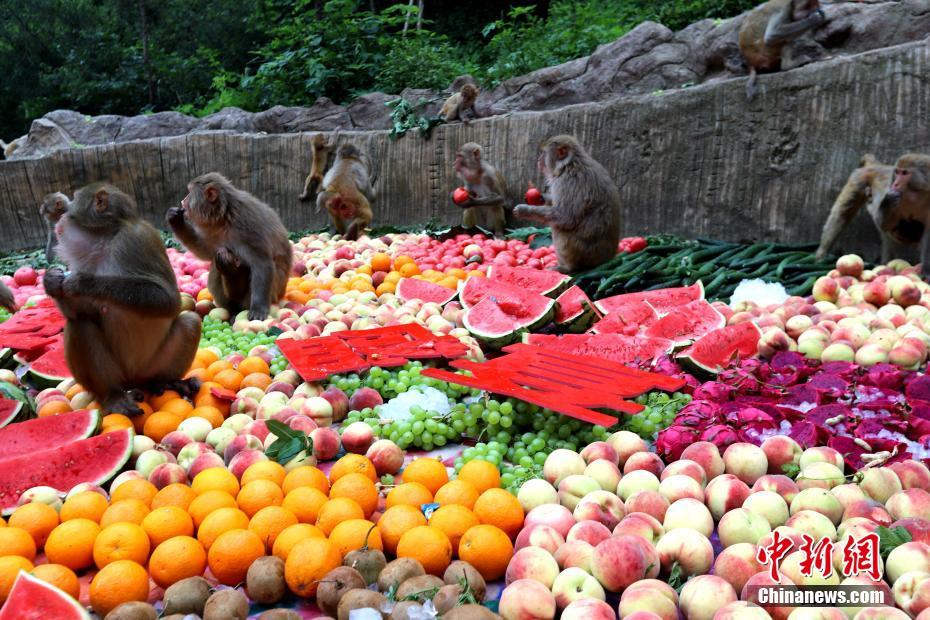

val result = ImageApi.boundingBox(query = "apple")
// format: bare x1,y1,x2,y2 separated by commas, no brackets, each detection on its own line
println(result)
524,504,575,539
557,475,601,511
504,546,559,588
761,435,802,475
659,474,704,503
566,520,611,547
543,449,586,487
723,443,769,485
499,579,556,620
743,490,789,527
616,470,660,501
717,507,772,547
453,187,471,205
553,540,594,572
514,525,564,555
618,579,679,620
706,475,752,521
573,490,625,529
551,566,605,609
606,431,648,468
614,512,665,543
656,528,714,576
584,459,622,492
561,599,615,620
713,542,764,593
859,467,903,503
663,498,714,538
680,575,738,620
790,488,844,524
590,535,651,592
517,479,559,512
624,490,670,522
661,459,707,486
524,184,545,206
886,541,930,584
753,475,801,504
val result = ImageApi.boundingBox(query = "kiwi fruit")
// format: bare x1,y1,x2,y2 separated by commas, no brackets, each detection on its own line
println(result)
162,616,201,620
103,601,158,620
257,610,301,620
336,589,388,620
432,584,465,615
247,555,287,605
443,560,487,602
317,566,367,617
442,604,502,619
203,588,249,620
163,576,212,616
389,600,422,620
344,547,387,585
395,575,444,602
377,557,425,592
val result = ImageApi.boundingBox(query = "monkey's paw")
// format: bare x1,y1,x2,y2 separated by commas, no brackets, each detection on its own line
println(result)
513,204,532,219
165,206,186,227
215,247,240,272
248,306,270,321
106,394,144,417
43,268,66,297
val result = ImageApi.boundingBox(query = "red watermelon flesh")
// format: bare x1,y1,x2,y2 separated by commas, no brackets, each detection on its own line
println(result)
522,333,674,365
644,299,725,347
594,282,704,315
459,277,555,325
27,341,71,382
555,285,597,324
0,571,90,619
395,278,457,305
0,429,132,514
0,399,23,428
0,409,99,458
488,264,570,296
677,321,763,374
592,301,659,334
0,301,64,352
463,297,524,347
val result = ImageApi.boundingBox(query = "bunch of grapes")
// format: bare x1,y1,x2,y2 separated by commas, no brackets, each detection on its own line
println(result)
329,362,477,401
624,391,692,439
199,316,288,374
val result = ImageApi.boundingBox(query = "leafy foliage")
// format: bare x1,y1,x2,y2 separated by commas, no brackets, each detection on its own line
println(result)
877,525,912,559
264,419,313,464
387,97,443,139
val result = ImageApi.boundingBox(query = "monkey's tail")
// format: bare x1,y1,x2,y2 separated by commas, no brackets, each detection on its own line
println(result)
745,67,757,102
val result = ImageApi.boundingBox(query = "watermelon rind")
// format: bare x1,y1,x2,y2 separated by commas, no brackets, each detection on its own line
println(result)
594,281,705,315
488,265,570,297
464,297,526,348
0,409,100,457
643,299,726,347
0,428,132,515
0,347,11,368
0,382,34,418
26,345,71,388
458,277,556,331
0,399,23,429
0,571,90,620
395,278,457,306
677,321,763,375
554,286,599,333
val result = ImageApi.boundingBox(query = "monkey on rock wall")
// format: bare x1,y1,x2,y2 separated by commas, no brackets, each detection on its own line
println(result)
46,183,202,416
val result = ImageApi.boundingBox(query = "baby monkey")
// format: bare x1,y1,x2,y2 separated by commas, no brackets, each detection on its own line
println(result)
40,192,70,263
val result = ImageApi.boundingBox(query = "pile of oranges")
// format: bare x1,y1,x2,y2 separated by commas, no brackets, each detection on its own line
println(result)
368,253,484,296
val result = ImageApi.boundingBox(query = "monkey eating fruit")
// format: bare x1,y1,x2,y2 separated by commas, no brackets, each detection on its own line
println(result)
316,144,376,241
525,183,545,206
451,143,508,237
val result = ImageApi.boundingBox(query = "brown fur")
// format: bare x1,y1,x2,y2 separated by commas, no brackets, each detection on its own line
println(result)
0,136,24,159
0,282,15,313
452,143,507,237
440,84,479,123
316,144,375,241
46,183,201,415
298,132,338,202
40,192,70,263
168,173,292,320
512,135,621,273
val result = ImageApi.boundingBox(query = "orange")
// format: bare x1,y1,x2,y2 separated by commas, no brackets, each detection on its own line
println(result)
143,411,183,442
473,488,524,539
194,381,231,413
111,479,158,507
185,406,223,428
89,559,150,616
438,276,459,289
433,480,480,510
468,269,484,278
240,372,273,391
160,398,194,417
329,454,378,483
399,263,420,277
207,529,264,586
65,383,85,400
142,506,194,547
102,413,134,431
237,479,284,518
284,537,341,597
283,466,330,495
0,527,36,560
60,491,109,523
396,525,452,576
206,360,234,378
45,519,100,570
212,369,244,392
393,255,415,270
241,461,287,488
151,483,197,511
457,460,502,494
429,504,480,552
149,535,207,588
100,499,150,527
447,268,467,280
196,348,220,366
0,556,33,603
93,522,150,568
192,467,240,496
282,487,328,524
378,505,426,555
8,502,58,548
237,356,270,376
458,524,513,581
197,289,213,302
317,498,365,537
401,458,449,495
329,473,378,518
249,506,298,551
150,390,183,411
37,400,71,417
371,253,392,272
30,563,79,600
329,519,382,558
188,490,237,527
132,402,155,434
386,482,434,509
185,367,209,382
197,507,249,550
272,524,325,561
376,282,395,296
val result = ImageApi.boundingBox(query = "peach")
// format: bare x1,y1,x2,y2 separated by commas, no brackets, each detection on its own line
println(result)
680,575,738,620
557,475,601,512
813,277,840,303
606,431,648,468
524,504,575,539
757,526,806,555
887,489,930,521
573,490,625,529
741,572,797,620
499,579,556,620
853,607,909,620
188,452,226,479
347,386,382,411
892,570,930,615
365,439,404,475
616,470,660,501
839,576,892,619
613,512,665,544
753,475,800,504
148,463,188,489
623,613,665,620
723,443,769,486
543,449,586,487
514,525,565,555
713,542,764,593
837,254,865,277
661,459,707,486
624,451,665,477
780,550,840,586
761,435,802,475
890,461,930,492
664,498,714,537
561,599,615,620
718,508,772,547
796,463,845,490
550,567,605,609
553,540,594,572
786,609,846,620
659,474,704,503
859,467,902,503
706,474,752,521
743,490,789,528
619,579,679,620
309,427,340,461
590,535,651,592
624,490,670,522
799,447,844,470
785,510,837,541
842,499,892,526
504,546,559,588
789,488,844,524
566,520,611,547
626,533,660,579
681,441,725,479
837,517,880,541
580,441,619,465
886,541,930,584
831,483,869,510
286,414,318,434
340,421,374,454
893,517,930,545
656,528,714,576
228,448,268,479
517,479,558,512
585,459,622,492
713,601,772,620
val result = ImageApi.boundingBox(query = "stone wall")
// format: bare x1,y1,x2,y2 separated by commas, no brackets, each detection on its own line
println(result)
1,39,929,260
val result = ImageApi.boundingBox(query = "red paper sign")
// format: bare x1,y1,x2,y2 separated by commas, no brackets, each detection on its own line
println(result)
278,324,469,381
422,343,686,426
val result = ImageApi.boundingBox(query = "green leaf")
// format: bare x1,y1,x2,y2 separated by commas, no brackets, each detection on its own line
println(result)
265,436,303,464
781,462,800,478
877,525,912,558
667,561,685,592
266,419,300,441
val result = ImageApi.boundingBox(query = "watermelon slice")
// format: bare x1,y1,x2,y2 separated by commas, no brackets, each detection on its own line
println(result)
463,297,525,347
26,341,71,387
459,277,556,330
555,286,600,332
592,302,659,335
0,409,99,457
677,321,763,375
488,265,570,297
522,333,675,365
395,278,457,305
0,571,90,619
0,399,25,429
644,299,725,347
0,383,33,420
0,301,64,354
0,429,132,514
594,282,705,315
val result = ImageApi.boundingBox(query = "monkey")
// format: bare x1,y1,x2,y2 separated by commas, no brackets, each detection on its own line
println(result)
512,135,621,274
298,131,339,202
0,282,16,313
39,192,70,263
880,154,930,271
0,136,24,159
451,143,508,237
315,144,375,241
167,173,293,321
44,183,202,415
738,0,827,100
439,83,479,124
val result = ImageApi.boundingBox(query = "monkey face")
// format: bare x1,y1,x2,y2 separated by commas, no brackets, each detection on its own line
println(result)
183,182,224,226
336,145,361,160
793,0,820,20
